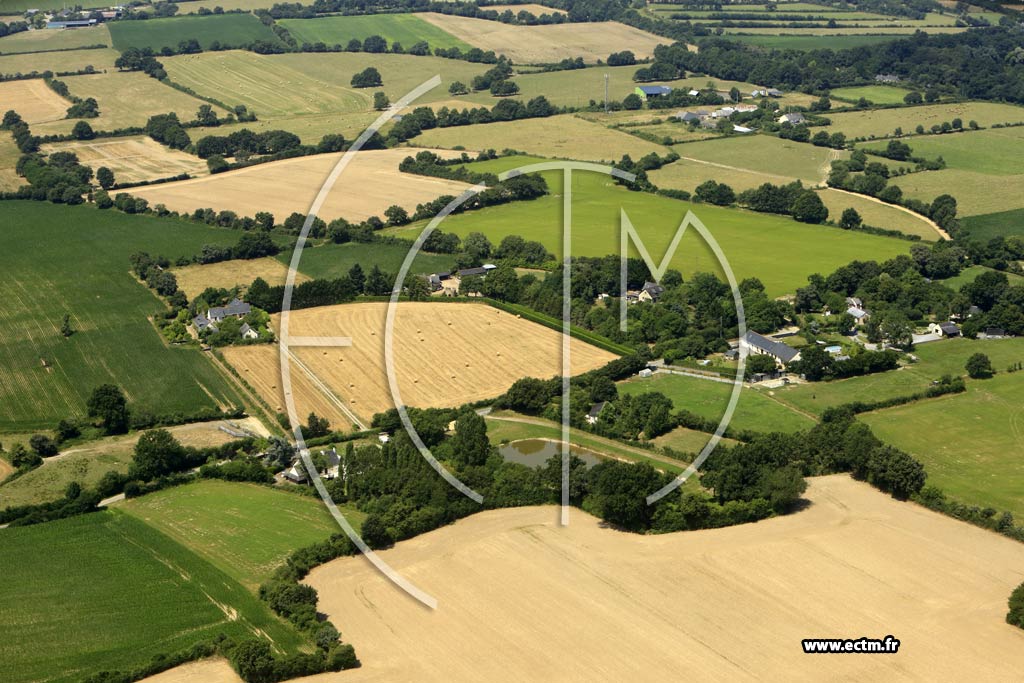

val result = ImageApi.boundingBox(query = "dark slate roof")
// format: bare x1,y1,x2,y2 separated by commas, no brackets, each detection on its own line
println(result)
744,331,800,364
209,298,251,319
939,321,960,335
587,401,606,418
638,85,672,96
458,267,488,277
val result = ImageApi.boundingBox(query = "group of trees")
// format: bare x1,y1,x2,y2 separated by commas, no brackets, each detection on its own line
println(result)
195,128,302,159
15,150,92,204
145,112,191,150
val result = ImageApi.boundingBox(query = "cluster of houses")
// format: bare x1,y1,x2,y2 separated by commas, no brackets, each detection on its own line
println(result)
192,298,260,340
676,104,760,133
281,433,390,484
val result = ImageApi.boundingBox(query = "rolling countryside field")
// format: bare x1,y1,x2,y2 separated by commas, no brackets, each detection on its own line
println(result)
0,202,243,431
392,164,911,297
0,511,305,683
667,134,842,185
41,136,209,184
120,479,359,589
815,187,942,240
108,13,282,52
280,14,471,50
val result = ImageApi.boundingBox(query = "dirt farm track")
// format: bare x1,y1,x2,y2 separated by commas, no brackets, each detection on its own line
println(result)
143,475,1024,682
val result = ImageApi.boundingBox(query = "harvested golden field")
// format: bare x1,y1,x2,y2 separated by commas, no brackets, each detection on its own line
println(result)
130,148,470,222
816,187,943,240
222,301,617,427
418,13,667,63
171,256,310,300
0,47,119,76
31,70,228,137
414,114,668,162
41,136,208,184
0,24,110,54
649,157,797,193
487,3,566,13
0,131,22,191
306,475,1024,681
0,79,69,124
138,658,240,683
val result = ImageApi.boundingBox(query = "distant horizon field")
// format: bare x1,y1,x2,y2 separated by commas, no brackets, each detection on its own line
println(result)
0,202,243,431
725,33,903,50
830,85,913,104
280,14,472,51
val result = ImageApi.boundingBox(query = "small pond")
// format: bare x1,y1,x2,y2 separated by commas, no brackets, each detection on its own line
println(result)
498,439,605,469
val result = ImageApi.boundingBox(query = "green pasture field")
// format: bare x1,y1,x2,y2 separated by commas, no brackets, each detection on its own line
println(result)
893,169,1024,217
0,201,243,431
0,445,133,508
108,13,281,52
617,372,815,434
668,134,843,185
860,370,1024,518
770,337,1024,417
280,14,471,51
0,510,304,683
289,241,456,281
721,25,965,34
863,127,1024,175
821,102,1024,140
830,85,913,105
0,24,110,53
413,114,669,163
651,157,798,194
392,161,910,296
120,479,361,589
961,208,1024,241
726,33,904,49
162,50,487,119
937,264,1024,291
31,70,228,137
815,188,940,241
0,46,119,75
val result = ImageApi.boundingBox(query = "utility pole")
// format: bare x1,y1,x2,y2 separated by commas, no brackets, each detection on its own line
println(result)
604,73,609,114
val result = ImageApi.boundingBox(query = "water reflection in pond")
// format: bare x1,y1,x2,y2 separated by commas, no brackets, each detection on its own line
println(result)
498,439,604,469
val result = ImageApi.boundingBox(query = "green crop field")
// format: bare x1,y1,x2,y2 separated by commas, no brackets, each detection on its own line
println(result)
0,46,119,75
0,202,244,431
618,373,815,434
0,24,110,53
860,370,1024,518
162,50,487,120
821,102,1024,140
280,14,471,51
391,165,910,296
862,127,1024,175
727,34,903,50
120,480,361,589
668,134,843,185
770,337,1024,417
961,208,1024,241
289,241,456,281
0,511,304,683
893,169,1024,217
830,85,913,105
108,13,282,52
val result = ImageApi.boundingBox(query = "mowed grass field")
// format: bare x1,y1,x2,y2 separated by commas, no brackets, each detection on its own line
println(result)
280,14,471,50
861,370,1024,518
893,169,1024,217
393,164,911,297
0,202,243,431
307,476,1024,680
130,148,471,223
862,127,1024,176
31,70,228,136
108,13,281,52
618,372,815,434
224,301,617,427
0,78,69,124
816,188,941,240
162,50,487,120
414,114,669,162
0,419,265,508
667,134,842,185
0,511,304,683
830,85,913,105
821,102,1024,139
417,12,668,63
0,46,119,75
0,24,110,53
41,136,209,184
120,480,359,589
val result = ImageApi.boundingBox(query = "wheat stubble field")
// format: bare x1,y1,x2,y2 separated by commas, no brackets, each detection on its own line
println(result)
129,148,469,222
302,475,1024,681
222,301,617,426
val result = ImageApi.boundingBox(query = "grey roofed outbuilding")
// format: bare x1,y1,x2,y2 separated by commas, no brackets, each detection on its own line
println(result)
193,314,216,332
458,266,488,277
743,331,800,364
587,401,606,419
638,85,672,96
939,321,960,336
208,298,251,321
678,111,702,122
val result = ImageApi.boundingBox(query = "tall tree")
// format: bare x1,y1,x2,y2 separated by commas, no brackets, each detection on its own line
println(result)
86,384,129,434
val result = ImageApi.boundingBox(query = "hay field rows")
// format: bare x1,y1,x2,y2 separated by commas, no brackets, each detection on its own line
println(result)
129,148,470,223
280,14,471,50
306,475,1024,681
41,136,209,184
413,114,669,162
0,78,70,124
223,301,617,426
418,13,668,63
